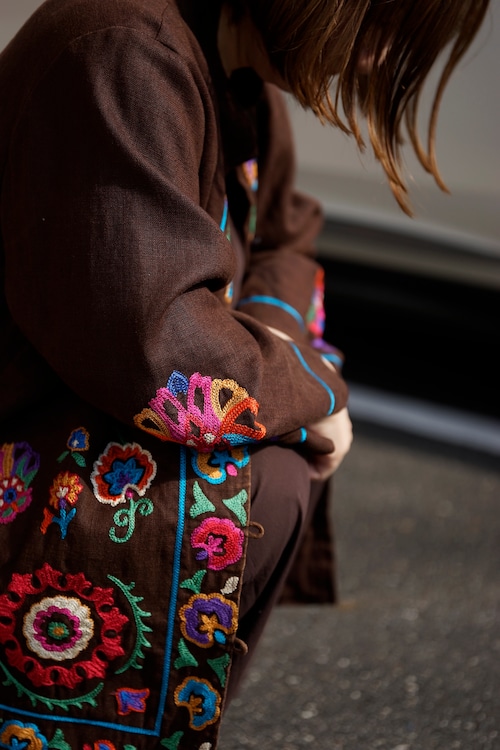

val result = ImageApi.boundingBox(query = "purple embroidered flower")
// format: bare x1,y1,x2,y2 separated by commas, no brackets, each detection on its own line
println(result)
174,677,221,731
115,687,150,716
191,517,244,571
0,442,40,524
179,593,237,648
134,371,266,451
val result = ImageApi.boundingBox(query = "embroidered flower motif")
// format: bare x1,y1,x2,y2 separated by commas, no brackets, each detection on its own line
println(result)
83,743,117,750
0,719,48,750
191,447,250,485
58,426,90,467
115,687,150,716
174,677,221,731
242,158,258,192
179,593,238,649
67,427,90,452
134,371,266,451
0,442,40,525
0,562,128,689
191,517,244,571
91,442,157,506
49,471,83,508
23,595,94,660
306,268,326,339
41,471,84,539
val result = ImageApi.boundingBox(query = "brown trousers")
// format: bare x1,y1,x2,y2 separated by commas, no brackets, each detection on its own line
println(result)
227,445,335,700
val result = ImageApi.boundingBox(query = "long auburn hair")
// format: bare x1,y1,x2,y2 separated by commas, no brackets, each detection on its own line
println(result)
232,0,490,214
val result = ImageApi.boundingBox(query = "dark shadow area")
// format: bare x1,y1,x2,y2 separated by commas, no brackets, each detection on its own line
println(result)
320,254,499,420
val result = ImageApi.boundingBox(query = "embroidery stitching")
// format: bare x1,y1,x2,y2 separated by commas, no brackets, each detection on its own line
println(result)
41,471,83,539
57,427,90,467
191,517,244,571
0,442,40,525
134,371,266,450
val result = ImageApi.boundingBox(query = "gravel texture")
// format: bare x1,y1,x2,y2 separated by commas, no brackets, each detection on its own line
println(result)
219,424,500,750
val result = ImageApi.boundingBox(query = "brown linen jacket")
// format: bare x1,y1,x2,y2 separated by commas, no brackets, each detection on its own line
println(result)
0,0,348,747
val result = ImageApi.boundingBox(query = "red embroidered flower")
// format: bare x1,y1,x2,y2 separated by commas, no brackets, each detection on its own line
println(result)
0,563,128,689
90,442,157,506
191,517,244,571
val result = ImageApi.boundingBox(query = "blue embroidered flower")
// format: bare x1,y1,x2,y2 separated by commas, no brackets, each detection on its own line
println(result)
174,677,221,731
0,719,49,749
67,427,90,452
91,443,157,506
104,458,146,497
191,447,250,485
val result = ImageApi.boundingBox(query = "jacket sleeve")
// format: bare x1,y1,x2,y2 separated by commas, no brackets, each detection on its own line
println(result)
236,86,330,345
2,27,348,453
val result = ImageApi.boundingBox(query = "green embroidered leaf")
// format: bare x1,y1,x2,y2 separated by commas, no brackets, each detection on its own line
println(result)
108,576,152,673
222,489,248,526
190,481,216,518
174,638,199,670
207,653,231,687
180,569,206,594
160,731,184,749
0,660,103,710
57,450,69,463
48,728,71,750
72,452,86,467
124,746,138,750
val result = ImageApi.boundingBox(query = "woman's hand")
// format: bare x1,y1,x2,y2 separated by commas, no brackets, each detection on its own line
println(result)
306,407,353,480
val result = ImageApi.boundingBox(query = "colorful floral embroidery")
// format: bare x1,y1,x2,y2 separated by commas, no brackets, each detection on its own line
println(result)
134,371,266,451
191,516,244,570
83,743,117,750
174,677,221,731
306,268,326,339
0,442,40,525
191,447,250,485
179,593,238,649
115,687,150,716
242,159,258,192
23,595,94,660
0,563,128,689
91,443,156,505
57,427,90,467
0,719,48,749
242,158,258,238
40,471,83,538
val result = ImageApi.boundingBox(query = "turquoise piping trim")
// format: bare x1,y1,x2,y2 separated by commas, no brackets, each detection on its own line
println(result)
289,342,336,416
155,445,187,733
220,197,229,233
238,296,305,331
321,352,344,369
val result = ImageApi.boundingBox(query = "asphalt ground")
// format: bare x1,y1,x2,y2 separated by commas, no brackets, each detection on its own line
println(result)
219,421,500,750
